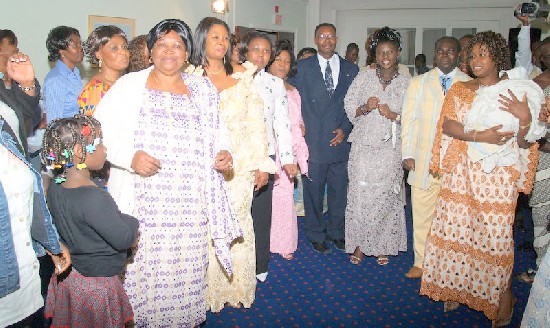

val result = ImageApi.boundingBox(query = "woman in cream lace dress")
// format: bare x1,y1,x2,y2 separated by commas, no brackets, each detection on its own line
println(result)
191,17,275,312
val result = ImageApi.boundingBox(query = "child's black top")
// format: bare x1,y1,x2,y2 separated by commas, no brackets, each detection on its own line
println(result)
47,183,139,277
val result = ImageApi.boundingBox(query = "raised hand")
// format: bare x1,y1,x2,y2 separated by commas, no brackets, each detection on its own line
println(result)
498,89,531,125
6,52,36,89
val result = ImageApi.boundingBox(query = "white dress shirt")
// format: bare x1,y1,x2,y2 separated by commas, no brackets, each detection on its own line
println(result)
317,53,340,88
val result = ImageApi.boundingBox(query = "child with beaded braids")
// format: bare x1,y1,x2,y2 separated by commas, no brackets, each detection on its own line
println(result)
41,114,138,327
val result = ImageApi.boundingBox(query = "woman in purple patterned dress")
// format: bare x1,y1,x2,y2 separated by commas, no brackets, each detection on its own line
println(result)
94,19,240,327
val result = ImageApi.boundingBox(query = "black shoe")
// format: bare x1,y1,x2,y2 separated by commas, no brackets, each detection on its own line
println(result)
518,241,534,252
311,241,331,254
330,239,345,251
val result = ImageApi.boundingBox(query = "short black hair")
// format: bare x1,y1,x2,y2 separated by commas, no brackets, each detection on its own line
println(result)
314,23,336,37
266,39,297,77
46,26,80,62
191,17,233,76
459,34,474,42
346,43,359,54
0,29,17,47
239,30,273,64
435,36,461,54
297,47,317,60
147,19,193,54
84,25,127,65
415,54,426,63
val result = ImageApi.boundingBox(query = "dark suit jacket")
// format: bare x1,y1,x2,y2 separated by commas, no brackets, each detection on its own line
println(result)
290,55,359,163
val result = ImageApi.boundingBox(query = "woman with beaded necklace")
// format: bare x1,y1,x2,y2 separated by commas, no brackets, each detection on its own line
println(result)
343,26,410,266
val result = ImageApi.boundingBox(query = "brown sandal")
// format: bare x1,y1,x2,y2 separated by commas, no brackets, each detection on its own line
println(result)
517,269,536,284
377,256,389,266
281,253,294,260
444,301,460,312
350,255,362,265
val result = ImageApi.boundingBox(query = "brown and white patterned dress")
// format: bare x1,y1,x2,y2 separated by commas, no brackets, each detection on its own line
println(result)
420,82,538,320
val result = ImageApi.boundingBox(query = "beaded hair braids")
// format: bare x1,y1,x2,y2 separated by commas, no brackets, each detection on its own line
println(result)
369,26,402,58
41,114,101,183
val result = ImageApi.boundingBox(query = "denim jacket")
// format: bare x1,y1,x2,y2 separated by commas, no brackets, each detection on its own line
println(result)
0,118,61,298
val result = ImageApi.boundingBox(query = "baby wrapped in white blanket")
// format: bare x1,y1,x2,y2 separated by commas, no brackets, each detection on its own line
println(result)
463,67,547,173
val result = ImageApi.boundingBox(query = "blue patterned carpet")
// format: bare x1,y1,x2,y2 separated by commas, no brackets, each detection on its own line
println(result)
205,197,535,327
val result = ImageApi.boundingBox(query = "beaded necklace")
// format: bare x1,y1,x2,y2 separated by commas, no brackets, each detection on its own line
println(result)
376,65,399,87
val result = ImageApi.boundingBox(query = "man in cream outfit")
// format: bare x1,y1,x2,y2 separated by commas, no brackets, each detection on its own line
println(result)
401,36,470,278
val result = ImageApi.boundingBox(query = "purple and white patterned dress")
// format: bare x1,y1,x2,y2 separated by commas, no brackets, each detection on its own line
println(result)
123,74,238,327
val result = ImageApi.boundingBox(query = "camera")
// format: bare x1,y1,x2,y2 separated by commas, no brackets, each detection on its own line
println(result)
514,1,550,18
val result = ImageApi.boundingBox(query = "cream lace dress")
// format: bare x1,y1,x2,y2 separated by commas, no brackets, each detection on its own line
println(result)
206,62,276,312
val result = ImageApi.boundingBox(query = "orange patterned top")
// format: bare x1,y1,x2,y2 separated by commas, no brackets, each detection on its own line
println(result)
430,81,538,193
78,79,111,117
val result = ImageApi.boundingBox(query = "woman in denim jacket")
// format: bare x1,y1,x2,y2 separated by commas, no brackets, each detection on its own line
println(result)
0,100,70,327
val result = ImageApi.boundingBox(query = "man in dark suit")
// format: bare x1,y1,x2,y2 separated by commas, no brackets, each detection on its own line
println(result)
290,23,359,253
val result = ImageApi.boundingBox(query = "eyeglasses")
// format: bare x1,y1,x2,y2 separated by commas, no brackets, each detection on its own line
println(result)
316,34,336,40
436,49,457,55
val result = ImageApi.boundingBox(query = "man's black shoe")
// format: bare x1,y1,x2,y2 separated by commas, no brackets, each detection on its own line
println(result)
311,241,331,254
518,241,534,252
330,239,345,251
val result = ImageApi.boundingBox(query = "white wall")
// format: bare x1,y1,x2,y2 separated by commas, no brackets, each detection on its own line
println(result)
5,0,308,83
314,0,533,66
6,0,550,83
232,0,308,50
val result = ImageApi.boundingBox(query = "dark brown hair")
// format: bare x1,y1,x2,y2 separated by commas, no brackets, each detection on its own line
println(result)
466,31,511,72
127,35,150,73
84,25,127,65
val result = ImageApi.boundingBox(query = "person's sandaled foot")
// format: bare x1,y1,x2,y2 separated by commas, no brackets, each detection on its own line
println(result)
444,301,460,312
377,256,389,266
405,266,423,278
225,302,242,309
350,255,362,265
281,253,294,260
517,268,536,283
